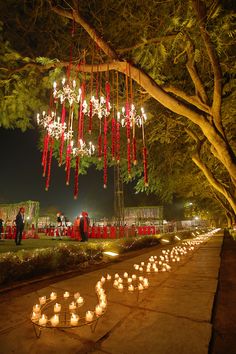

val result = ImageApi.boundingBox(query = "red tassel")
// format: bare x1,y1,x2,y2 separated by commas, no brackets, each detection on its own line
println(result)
103,117,108,188
126,102,131,177
45,138,54,191
89,99,93,134
132,137,137,165
65,142,72,185
105,81,110,112
59,104,66,166
143,146,148,186
111,118,116,160
116,120,120,163
98,134,102,160
74,156,80,199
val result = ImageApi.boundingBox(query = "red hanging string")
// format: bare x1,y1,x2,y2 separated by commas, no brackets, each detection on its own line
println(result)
43,134,50,177
143,146,148,186
45,138,54,191
103,117,108,188
125,64,131,177
116,119,120,163
65,142,72,185
132,137,137,165
111,118,116,160
59,103,66,166
89,99,93,134
74,155,80,199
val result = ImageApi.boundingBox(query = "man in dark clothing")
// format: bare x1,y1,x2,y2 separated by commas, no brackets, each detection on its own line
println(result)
79,211,90,242
0,218,3,239
15,207,25,245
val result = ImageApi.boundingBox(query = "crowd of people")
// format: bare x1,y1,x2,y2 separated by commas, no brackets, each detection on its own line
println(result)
56,211,90,242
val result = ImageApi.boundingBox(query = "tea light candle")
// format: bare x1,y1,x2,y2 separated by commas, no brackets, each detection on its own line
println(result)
134,265,139,270
74,292,80,299
139,267,143,272
76,296,84,305
124,272,128,278
146,268,151,273
63,291,70,299
127,278,132,284
85,311,94,322
50,314,59,327
33,304,41,313
118,277,123,284
100,300,107,309
95,305,103,316
143,279,149,288
154,268,159,272
138,283,144,291
141,262,145,266
31,311,40,321
96,281,102,289
139,276,144,281
118,283,123,291
101,276,106,284
128,284,135,292
38,314,47,326
113,280,119,288
107,274,111,280
50,292,57,301
132,274,137,280
70,313,79,326
54,303,61,313
69,301,76,311
39,296,46,305
114,273,119,279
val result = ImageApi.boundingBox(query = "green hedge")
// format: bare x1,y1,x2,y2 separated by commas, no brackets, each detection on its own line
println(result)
0,229,208,285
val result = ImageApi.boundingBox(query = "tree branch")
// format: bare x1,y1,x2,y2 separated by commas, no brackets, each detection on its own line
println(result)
192,153,236,214
192,0,223,130
117,34,177,54
163,84,210,114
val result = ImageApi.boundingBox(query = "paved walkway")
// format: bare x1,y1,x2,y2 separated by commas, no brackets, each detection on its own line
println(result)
0,232,222,354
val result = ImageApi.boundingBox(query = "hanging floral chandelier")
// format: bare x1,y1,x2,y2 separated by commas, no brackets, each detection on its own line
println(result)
36,22,149,198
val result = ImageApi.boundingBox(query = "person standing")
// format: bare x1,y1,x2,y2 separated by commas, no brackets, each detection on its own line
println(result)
0,218,3,239
15,207,25,245
79,211,90,242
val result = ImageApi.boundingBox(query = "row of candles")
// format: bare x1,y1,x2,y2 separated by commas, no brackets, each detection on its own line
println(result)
31,289,105,327
31,231,215,328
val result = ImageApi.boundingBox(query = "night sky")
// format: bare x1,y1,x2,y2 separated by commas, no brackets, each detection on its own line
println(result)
0,128,115,221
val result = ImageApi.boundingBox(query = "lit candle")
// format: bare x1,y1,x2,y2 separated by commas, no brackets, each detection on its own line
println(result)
132,274,137,280
134,265,139,270
95,305,103,316
146,268,151,273
124,272,128,278
127,278,132,284
96,281,102,289
107,274,111,280
143,279,149,288
118,277,123,284
114,273,119,279
85,311,94,322
139,267,143,272
76,296,84,305
50,314,59,327
38,314,48,326
128,285,135,292
39,296,46,305
139,276,144,281
101,276,106,284
54,303,61,313
63,291,70,299
141,262,145,266
33,304,41,313
113,280,119,288
50,292,57,301
74,292,80,299
31,311,40,321
118,283,124,291
100,300,107,309
138,283,144,291
69,301,77,311
70,313,79,326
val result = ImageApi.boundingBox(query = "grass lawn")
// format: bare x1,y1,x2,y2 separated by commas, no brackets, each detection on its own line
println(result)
0,237,106,254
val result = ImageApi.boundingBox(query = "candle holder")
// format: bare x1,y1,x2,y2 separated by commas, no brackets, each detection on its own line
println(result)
30,291,106,339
